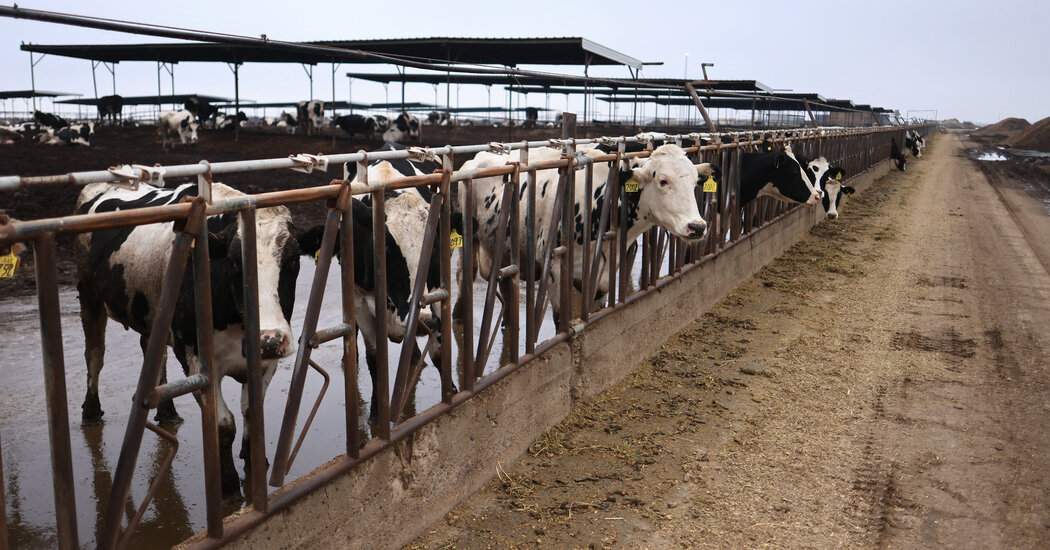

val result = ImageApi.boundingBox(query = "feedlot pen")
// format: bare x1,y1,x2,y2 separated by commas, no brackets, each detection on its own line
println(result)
0,125,933,549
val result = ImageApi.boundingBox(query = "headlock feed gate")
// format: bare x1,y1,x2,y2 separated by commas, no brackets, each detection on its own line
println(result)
0,125,934,549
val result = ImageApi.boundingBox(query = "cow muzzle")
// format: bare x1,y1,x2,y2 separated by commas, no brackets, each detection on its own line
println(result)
806,194,821,205
684,220,708,240
259,329,293,359
826,212,838,219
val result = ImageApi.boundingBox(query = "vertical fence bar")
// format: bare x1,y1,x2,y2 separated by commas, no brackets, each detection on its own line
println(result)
270,195,343,487
371,190,391,439
191,203,224,539
581,162,592,322
507,163,521,366
524,156,536,353
439,158,455,402
32,233,79,550
340,191,360,458
100,201,203,549
559,156,574,329
461,179,475,393
238,208,268,512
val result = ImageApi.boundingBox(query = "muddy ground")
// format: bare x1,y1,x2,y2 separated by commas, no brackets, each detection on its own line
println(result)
409,133,1050,549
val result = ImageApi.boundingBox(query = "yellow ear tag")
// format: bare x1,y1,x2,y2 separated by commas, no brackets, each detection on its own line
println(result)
835,172,842,180
703,176,717,193
624,178,640,193
0,251,19,278
313,249,320,266
450,229,464,249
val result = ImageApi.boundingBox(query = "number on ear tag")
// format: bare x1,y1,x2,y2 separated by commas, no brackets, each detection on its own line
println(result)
0,251,19,278
450,229,464,249
624,178,640,193
703,176,717,193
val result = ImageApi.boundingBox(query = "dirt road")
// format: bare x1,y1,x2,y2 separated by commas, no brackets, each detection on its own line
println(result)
409,133,1050,549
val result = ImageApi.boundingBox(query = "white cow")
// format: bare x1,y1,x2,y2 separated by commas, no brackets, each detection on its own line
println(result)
158,109,199,149
460,143,711,323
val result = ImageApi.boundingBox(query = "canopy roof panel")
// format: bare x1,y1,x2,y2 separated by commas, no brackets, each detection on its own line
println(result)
0,90,81,99
20,37,643,68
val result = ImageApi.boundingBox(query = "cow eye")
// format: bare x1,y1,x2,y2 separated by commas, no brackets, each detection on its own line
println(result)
659,179,670,187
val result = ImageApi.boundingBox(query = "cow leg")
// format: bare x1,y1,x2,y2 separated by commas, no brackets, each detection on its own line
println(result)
179,348,241,499
141,334,183,426
79,281,107,424
239,359,276,471
356,307,381,423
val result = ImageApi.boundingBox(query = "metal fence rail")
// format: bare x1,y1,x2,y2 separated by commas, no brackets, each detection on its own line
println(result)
0,124,934,549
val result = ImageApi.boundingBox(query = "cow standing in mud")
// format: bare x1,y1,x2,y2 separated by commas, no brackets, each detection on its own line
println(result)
75,182,300,498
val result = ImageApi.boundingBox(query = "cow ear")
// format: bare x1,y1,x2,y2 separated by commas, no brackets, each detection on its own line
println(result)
829,167,846,181
696,162,720,182
842,186,856,195
631,164,654,185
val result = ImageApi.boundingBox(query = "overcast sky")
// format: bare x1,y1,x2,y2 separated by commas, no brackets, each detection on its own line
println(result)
1,0,1047,125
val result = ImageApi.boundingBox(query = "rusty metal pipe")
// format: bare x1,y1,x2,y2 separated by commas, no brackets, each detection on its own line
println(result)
238,207,269,512
32,233,79,550
99,201,204,549
143,373,209,410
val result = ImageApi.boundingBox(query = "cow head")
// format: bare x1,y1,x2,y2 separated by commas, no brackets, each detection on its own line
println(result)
207,205,299,360
821,169,854,219
179,114,200,144
757,147,823,205
629,144,709,240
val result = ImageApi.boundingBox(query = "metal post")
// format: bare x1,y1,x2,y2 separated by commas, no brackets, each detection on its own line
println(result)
32,233,79,550
684,83,717,134
99,201,204,549
803,99,819,129
372,190,390,439
239,208,268,512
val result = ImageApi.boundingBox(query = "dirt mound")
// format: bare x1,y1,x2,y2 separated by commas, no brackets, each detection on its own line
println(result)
972,117,1030,139
1004,116,1050,152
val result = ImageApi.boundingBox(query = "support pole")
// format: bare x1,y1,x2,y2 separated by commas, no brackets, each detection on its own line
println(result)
684,83,717,134
803,98,819,129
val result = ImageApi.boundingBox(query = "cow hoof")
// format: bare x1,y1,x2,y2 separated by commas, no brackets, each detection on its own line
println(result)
155,411,185,427
81,413,104,426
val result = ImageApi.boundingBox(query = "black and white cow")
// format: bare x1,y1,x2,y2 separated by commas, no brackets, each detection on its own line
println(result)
426,111,451,126
38,122,95,146
460,143,711,323
97,95,124,125
382,112,421,142
33,110,68,130
890,137,907,171
298,143,459,421
216,111,247,130
739,144,834,208
334,114,379,139
158,109,200,148
904,129,925,158
820,170,854,220
75,182,300,498
296,100,325,136
184,97,219,125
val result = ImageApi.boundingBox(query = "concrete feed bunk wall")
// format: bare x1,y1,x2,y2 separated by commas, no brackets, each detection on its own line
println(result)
181,158,892,550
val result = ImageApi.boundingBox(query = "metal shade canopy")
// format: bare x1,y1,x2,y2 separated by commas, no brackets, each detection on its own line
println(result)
20,37,643,68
